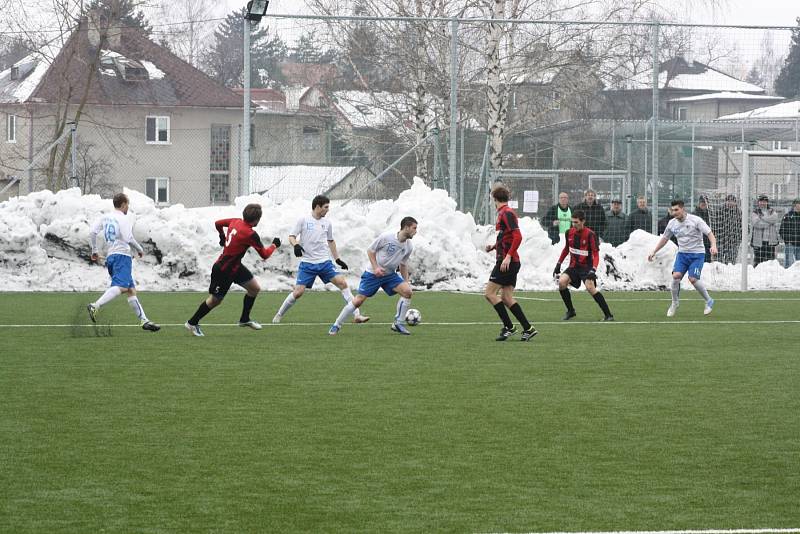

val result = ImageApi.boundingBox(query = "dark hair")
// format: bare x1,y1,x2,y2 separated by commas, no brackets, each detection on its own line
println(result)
400,216,417,229
670,199,685,208
491,185,510,203
571,210,586,221
112,193,128,208
242,203,262,224
312,195,330,209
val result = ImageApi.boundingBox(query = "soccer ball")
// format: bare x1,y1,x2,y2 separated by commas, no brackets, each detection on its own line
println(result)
405,308,421,326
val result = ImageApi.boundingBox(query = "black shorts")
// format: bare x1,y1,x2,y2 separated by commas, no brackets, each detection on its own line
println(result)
208,263,254,299
563,266,597,289
489,260,521,287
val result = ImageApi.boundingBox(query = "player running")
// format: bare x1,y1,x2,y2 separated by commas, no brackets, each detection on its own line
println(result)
87,193,160,332
648,199,718,316
185,204,281,336
484,185,537,341
553,210,614,321
272,195,369,324
328,217,417,336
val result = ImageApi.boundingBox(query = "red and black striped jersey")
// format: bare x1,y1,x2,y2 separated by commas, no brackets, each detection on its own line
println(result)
215,218,276,274
557,226,599,269
495,204,522,262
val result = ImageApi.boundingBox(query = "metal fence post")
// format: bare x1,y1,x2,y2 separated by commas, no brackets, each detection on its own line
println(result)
650,23,660,234
448,18,459,201
741,152,750,291
242,18,252,198
69,122,77,189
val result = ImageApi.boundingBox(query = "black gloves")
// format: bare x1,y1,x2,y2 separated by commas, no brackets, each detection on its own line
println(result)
336,258,349,270
552,265,561,279
272,237,281,248
219,233,226,247
294,244,304,257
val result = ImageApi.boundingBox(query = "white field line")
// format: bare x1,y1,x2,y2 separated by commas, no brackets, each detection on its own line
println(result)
482,529,800,534
455,292,800,302
2,320,800,328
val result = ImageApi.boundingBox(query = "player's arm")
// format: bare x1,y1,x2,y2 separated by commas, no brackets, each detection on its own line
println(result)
251,232,279,259
648,236,670,261
590,232,600,270
328,240,348,269
88,218,102,262
215,218,234,246
367,248,385,277
553,238,569,277
701,220,718,256
501,211,522,271
129,237,144,258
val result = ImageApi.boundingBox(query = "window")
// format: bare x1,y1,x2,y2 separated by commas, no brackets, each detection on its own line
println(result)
733,145,743,153
146,116,170,144
210,124,231,203
673,107,687,121
302,126,321,151
773,140,789,151
6,114,16,143
145,177,169,205
551,91,560,111
10,66,19,80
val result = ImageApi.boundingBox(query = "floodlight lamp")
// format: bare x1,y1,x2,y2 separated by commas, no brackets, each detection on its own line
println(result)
245,0,269,22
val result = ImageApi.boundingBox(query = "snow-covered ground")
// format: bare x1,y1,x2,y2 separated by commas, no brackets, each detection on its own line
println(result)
1,178,798,292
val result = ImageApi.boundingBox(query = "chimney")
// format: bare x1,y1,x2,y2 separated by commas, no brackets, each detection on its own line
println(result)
87,8,106,48
86,1,122,50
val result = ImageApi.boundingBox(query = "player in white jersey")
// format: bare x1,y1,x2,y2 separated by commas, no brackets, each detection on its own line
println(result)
648,199,718,316
272,195,369,324
87,193,160,331
328,217,417,336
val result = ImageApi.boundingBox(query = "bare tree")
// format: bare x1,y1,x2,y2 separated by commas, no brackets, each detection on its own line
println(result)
149,0,214,67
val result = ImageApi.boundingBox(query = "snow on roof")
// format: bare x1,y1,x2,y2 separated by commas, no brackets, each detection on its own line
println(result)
139,60,164,80
250,165,358,203
668,91,783,103
284,86,311,110
0,40,63,104
614,68,764,93
717,100,800,121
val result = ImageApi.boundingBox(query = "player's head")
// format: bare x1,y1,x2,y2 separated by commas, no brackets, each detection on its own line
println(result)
669,199,686,219
312,195,330,217
400,216,418,239
112,193,129,213
558,192,569,207
491,184,510,206
637,195,647,209
242,203,262,225
571,209,585,230
584,189,596,204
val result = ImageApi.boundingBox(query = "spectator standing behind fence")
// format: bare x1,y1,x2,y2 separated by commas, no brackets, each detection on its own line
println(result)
751,194,781,266
576,189,607,238
544,192,571,245
625,196,651,235
693,196,712,262
716,194,742,264
779,199,800,268
604,199,627,246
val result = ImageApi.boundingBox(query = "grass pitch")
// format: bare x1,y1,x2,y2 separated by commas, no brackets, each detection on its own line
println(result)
1,290,799,533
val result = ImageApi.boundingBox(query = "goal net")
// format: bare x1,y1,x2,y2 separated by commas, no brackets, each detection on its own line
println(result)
698,150,800,289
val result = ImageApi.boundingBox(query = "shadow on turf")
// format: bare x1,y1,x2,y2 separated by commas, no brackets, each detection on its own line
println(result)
70,303,112,338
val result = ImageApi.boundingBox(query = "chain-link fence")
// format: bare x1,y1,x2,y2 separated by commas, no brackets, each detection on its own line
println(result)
3,13,800,280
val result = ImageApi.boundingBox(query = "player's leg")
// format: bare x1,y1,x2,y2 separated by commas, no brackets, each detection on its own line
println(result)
186,265,228,336
686,254,713,315
87,255,125,321
387,280,413,335
485,280,515,335
123,286,160,331
558,270,577,320
237,274,262,329
584,277,613,321
669,253,691,317
331,275,368,323
330,294,367,335
275,262,316,322
501,285,537,341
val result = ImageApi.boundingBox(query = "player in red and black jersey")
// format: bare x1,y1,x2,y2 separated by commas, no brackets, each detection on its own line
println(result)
553,210,614,321
185,203,281,336
484,185,537,342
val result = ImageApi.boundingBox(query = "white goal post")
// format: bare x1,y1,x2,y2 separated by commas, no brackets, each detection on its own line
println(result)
741,150,800,290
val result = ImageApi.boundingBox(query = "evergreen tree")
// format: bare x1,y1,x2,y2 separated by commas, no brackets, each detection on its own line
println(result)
290,31,336,64
775,17,800,99
85,0,153,36
745,65,763,87
200,7,287,88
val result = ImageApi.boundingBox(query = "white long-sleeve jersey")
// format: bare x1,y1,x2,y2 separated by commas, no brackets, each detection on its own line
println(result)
89,209,143,257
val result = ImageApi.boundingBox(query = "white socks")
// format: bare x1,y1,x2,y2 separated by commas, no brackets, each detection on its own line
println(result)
127,296,148,322
395,297,411,324
693,279,711,303
670,279,681,304
276,293,296,318
341,287,361,317
334,302,356,328
95,286,121,307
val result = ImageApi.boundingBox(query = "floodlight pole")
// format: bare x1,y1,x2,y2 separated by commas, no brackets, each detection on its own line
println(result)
242,18,252,197
448,18,459,204
650,23,660,234
741,151,749,291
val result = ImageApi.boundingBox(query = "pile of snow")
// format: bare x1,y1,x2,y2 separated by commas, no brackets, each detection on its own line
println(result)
1,178,799,292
